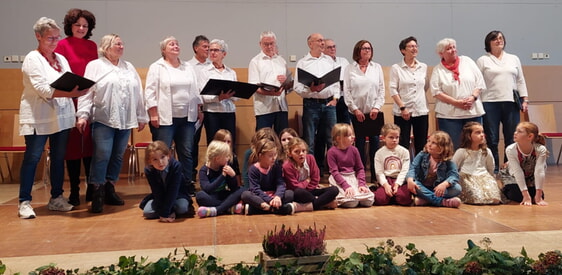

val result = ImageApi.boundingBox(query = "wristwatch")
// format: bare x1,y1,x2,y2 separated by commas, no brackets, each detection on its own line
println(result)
400,106,406,111
472,95,478,101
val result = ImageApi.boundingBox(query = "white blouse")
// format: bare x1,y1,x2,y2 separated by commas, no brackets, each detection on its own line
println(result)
343,61,385,114
389,59,429,117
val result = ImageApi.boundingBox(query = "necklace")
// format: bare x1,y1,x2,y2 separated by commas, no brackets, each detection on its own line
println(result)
517,143,534,157
39,50,61,72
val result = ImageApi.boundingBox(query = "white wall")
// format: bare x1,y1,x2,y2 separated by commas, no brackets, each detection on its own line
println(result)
1,0,560,68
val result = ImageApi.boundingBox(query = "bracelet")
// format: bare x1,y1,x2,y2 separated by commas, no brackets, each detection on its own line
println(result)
400,106,406,111
472,95,478,101
524,99,530,103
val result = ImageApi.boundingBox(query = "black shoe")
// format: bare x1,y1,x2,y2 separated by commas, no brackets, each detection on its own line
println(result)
274,203,295,215
68,192,80,206
105,182,124,205
91,184,105,213
85,184,93,202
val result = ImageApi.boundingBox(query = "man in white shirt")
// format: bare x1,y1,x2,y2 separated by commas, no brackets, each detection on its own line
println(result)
248,31,290,135
323,38,350,124
294,33,339,172
187,35,210,193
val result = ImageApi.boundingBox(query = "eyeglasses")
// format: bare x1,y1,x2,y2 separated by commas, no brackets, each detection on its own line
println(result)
406,45,419,49
326,45,336,49
112,42,124,47
209,48,224,53
361,47,372,51
45,36,60,42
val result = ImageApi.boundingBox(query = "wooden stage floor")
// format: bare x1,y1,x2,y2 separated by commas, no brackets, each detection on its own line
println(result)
1,165,562,272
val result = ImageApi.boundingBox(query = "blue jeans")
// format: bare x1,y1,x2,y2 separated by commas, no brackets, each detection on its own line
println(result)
203,112,236,146
255,111,289,136
483,101,520,173
89,122,130,185
19,129,70,202
437,116,483,149
142,198,189,219
414,180,462,206
302,100,336,170
149,117,195,183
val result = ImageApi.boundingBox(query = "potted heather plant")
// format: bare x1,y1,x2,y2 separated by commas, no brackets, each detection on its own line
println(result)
259,224,329,273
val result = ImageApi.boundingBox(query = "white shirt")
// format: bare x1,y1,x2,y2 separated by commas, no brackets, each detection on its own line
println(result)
374,145,410,186
19,50,75,135
343,61,385,114
389,59,429,116
198,63,239,113
294,52,340,99
248,51,289,115
330,56,349,80
430,56,486,119
476,52,528,102
505,143,547,191
452,148,495,176
144,58,200,125
78,57,148,129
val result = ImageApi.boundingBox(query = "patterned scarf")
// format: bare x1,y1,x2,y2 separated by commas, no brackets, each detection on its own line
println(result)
441,57,460,83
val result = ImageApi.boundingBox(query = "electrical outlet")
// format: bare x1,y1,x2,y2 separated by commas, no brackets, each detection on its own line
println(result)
19,55,26,62
544,53,550,59
531,53,538,59
289,55,297,62
3,56,11,62
11,55,19,63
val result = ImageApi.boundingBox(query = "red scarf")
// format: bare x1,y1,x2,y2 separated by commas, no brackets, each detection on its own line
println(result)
441,57,460,83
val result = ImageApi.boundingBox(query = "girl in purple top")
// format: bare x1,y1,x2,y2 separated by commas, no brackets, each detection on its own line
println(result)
327,123,375,207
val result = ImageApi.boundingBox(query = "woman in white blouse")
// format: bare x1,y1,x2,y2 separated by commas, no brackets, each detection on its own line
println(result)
343,40,385,181
18,17,88,219
144,36,201,195
198,39,238,146
77,34,148,213
429,38,486,149
476,31,529,173
389,36,429,155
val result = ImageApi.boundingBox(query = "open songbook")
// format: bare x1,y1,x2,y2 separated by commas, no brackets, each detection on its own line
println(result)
50,72,96,91
200,79,259,99
297,67,341,88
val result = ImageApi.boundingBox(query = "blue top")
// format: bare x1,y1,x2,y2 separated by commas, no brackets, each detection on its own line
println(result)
406,151,459,188
248,162,285,203
140,158,191,218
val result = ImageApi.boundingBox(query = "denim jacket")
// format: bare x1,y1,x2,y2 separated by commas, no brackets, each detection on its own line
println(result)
406,151,459,188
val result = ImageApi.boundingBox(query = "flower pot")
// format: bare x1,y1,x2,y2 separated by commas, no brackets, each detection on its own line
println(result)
259,251,329,273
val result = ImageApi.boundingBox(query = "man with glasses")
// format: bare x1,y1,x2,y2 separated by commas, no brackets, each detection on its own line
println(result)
248,31,290,135
323,38,350,124
294,33,339,173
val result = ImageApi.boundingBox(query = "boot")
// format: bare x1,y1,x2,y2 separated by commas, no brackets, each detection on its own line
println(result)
68,181,80,206
85,184,94,202
105,182,124,205
91,184,105,213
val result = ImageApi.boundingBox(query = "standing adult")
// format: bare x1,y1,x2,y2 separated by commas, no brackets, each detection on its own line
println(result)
294,33,339,171
389,36,429,155
77,34,148,213
248,31,290,135
144,36,201,197
199,39,238,146
18,17,88,219
429,38,486,149
55,8,97,206
324,38,350,124
343,40,385,181
477,31,529,172
187,35,210,185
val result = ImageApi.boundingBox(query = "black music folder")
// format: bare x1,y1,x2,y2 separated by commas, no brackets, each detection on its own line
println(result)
50,72,96,91
297,67,341,88
200,79,259,99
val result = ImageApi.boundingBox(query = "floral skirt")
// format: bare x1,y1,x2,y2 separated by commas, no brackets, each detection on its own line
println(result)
459,172,502,204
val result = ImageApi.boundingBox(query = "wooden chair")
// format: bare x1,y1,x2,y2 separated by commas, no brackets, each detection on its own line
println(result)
0,115,27,183
526,104,562,164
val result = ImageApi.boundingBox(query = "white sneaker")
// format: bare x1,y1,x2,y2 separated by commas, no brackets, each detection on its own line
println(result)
18,200,36,219
48,195,74,212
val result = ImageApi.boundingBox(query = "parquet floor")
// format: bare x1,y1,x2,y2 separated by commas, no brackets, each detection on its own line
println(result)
1,165,562,273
